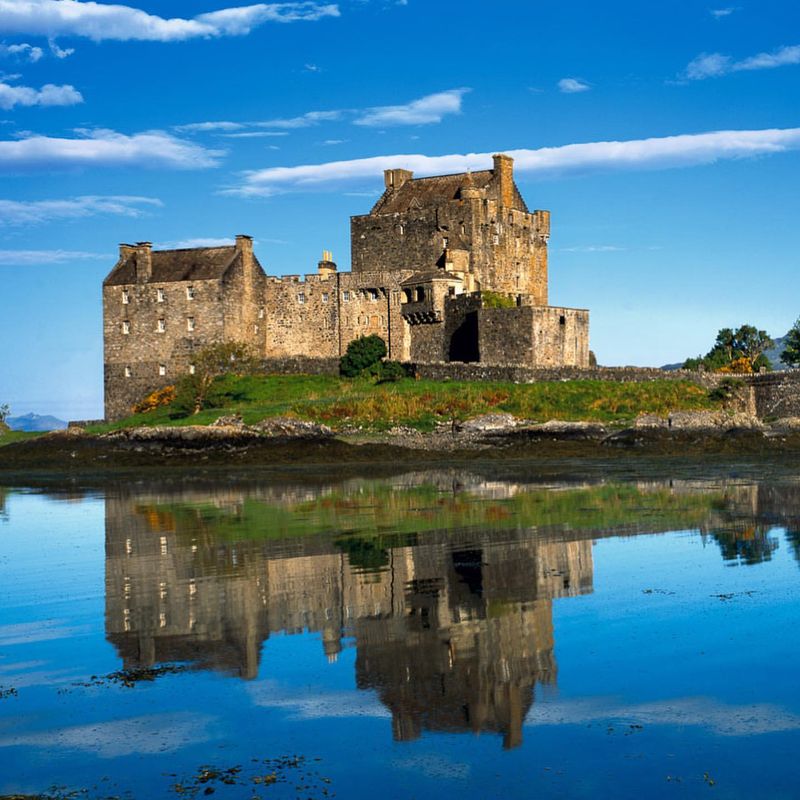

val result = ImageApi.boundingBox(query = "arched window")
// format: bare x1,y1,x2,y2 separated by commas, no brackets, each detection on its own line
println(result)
403,288,413,303
416,286,425,302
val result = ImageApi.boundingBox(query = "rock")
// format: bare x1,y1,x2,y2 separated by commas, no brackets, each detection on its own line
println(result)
771,417,800,432
667,411,763,431
458,413,520,433
211,414,245,429
633,414,668,429
251,417,333,439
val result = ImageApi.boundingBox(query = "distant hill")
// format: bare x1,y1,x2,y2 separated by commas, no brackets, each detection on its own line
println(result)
7,413,67,432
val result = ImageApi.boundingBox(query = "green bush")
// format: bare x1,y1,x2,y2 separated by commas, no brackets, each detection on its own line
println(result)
481,291,517,309
340,335,387,377
370,360,409,383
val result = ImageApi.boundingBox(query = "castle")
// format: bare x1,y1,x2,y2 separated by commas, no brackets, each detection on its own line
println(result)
103,154,590,419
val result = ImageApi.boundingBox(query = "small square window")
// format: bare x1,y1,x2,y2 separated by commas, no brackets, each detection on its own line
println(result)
157,288,165,303
187,317,195,332
189,364,196,375
122,290,129,304
258,308,265,319
124,366,132,378
122,321,130,335
186,286,195,300
493,235,500,246
443,237,449,249
368,289,378,302
297,292,306,304
322,292,329,303
343,291,350,302
157,319,166,333
159,364,166,376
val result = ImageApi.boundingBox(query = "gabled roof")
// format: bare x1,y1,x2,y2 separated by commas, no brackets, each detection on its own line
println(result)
372,170,495,214
104,246,249,286
401,270,463,286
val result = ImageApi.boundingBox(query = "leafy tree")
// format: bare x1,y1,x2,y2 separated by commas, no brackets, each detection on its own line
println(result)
781,318,800,368
0,404,9,434
340,335,387,378
174,342,258,415
684,324,774,373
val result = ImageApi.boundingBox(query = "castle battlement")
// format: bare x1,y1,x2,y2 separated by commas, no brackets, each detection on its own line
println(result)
102,154,590,420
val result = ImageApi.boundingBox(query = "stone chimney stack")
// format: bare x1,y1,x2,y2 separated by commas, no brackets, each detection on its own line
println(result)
119,243,135,260
235,235,256,300
492,154,515,207
235,234,253,261
134,242,152,283
318,249,337,277
384,168,413,191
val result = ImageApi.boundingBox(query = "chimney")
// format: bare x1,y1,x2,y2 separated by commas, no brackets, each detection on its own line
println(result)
134,242,152,283
492,154,514,207
318,249,337,276
235,234,253,261
384,168,413,191
235,235,256,301
119,243,135,260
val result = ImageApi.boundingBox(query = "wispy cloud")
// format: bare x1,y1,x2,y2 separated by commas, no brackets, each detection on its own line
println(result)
221,131,289,139
227,127,800,197
0,195,161,225
155,237,234,249
0,1,340,43
0,42,43,62
255,110,343,129
0,249,108,265
0,79,82,109
354,88,469,126
685,44,800,80
710,7,737,18
558,77,591,93
0,128,224,172
560,245,627,253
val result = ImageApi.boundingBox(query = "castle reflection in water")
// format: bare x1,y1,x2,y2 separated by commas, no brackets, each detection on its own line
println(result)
105,479,597,749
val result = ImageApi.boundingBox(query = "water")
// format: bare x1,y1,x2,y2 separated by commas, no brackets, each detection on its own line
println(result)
0,469,799,799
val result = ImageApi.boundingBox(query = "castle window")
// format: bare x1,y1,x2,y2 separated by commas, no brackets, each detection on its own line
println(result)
186,286,195,300
258,307,265,319
189,364,196,375
124,366,132,378
122,290,129,304
415,287,425,302
122,321,130,335
343,291,351,302
297,292,306,304
159,364,166,376
187,317,195,332
403,288,412,303
157,288,165,303
322,292,329,303
461,223,466,235
559,315,566,325
254,324,259,335
508,213,513,225
398,224,405,235
157,319,166,332
368,288,378,302
493,235,500,246
443,237,449,249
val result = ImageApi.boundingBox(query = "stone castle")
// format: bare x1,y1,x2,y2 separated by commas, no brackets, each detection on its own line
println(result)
103,154,590,419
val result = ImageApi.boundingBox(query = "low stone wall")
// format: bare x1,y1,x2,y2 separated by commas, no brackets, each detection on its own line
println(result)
748,372,800,418
410,362,720,387
260,356,340,376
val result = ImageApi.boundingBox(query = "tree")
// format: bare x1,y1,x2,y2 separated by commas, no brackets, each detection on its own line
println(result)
0,404,9,434
174,342,258,415
340,335,387,378
781,318,800,368
684,324,774,373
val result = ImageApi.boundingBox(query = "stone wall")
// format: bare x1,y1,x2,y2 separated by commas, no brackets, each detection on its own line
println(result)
530,307,590,367
260,356,340,376
263,274,339,358
748,372,800,418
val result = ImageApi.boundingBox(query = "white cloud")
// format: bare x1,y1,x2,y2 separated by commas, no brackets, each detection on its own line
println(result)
558,77,591,93
710,7,737,17
174,120,245,133
685,44,800,79
0,128,224,171
255,110,343,129
0,1,340,42
156,237,234,249
0,194,161,225
0,80,82,109
222,130,289,138
0,42,43,61
227,127,800,197
354,88,469,127
48,38,74,58
0,249,107,264
561,245,627,253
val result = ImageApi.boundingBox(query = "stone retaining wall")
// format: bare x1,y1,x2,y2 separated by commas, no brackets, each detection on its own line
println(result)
260,356,340,376
747,372,800,418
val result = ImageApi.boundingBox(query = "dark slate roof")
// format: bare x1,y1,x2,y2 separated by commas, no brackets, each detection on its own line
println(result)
400,270,463,286
372,170,494,214
104,246,245,286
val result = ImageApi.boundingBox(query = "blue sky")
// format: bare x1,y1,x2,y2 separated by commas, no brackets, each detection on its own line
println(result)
0,0,799,419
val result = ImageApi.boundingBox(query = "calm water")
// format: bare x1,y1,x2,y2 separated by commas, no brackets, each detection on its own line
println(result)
1,469,799,799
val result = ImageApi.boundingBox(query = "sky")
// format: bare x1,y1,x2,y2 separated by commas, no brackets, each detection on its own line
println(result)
0,0,799,419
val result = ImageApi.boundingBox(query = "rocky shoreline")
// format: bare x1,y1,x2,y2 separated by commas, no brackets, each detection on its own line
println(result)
2,411,800,473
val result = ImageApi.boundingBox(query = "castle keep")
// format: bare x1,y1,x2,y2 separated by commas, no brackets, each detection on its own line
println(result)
103,154,590,419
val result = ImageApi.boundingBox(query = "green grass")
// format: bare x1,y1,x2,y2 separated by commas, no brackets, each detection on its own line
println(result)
89,374,721,434
0,430,44,448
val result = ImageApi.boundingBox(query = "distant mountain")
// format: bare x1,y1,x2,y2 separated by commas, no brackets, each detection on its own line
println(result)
7,413,67,432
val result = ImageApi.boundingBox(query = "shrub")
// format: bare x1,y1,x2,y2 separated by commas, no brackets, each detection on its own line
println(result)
371,360,409,383
481,291,517,309
133,385,176,414
340,335,387,377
